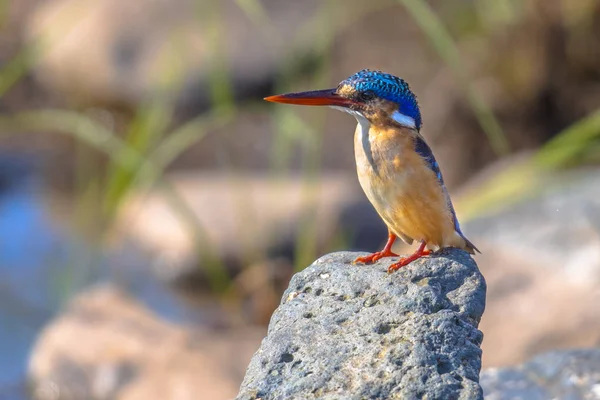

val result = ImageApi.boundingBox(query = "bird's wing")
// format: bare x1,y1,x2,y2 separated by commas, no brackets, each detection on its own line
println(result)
413,136,459,228
414,135,479,253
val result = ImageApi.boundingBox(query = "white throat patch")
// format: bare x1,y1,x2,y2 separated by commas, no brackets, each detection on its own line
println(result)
391,110,416,129
330,106,415,130
330,106,369,128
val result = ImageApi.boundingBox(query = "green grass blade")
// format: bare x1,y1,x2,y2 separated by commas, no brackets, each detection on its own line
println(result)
0,109,232,293
535,109,600,168
135,106,235,191
0,47,35,98
234,0,269,26
103,101,173,216
457,108,600,219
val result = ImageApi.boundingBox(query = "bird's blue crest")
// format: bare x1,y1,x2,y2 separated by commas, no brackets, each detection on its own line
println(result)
339,69,422,130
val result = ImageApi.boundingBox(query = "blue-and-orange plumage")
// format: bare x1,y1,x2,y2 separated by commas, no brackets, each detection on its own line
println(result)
265,69,478,272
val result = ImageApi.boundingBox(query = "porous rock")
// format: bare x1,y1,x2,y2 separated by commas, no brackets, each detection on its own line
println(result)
237,250,486,400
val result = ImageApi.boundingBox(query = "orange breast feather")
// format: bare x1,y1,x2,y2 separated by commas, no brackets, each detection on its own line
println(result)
355,126,457,250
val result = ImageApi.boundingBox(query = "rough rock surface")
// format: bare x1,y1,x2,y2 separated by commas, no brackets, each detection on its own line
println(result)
237,250,487,400
481,349,600,400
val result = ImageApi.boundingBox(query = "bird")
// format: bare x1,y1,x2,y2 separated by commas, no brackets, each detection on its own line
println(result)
264,69,479,273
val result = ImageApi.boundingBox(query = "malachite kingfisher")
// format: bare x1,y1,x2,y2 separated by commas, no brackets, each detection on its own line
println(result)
265,69,479,273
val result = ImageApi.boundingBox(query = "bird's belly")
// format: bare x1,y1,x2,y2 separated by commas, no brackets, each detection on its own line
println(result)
357,168,406,222
354,130,454,247
357,166,414,232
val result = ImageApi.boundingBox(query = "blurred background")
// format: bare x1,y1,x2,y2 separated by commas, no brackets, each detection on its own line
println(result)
0,0,599,398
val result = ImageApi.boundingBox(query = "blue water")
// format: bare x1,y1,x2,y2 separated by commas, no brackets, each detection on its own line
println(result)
0,161,211,398
0,183,61,397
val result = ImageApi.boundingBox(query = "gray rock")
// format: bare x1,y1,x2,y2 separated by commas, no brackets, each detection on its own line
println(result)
237,250,486,400
481,349,600,400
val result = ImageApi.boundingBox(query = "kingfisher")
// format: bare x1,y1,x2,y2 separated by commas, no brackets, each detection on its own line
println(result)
265,69,479,273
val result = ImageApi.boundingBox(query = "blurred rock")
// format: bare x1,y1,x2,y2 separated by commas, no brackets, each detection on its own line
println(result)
116,165,600,372
29,285,264,400
237,250,486,400
481,349,600,400
114,171,365,280
462,169,600,367
466,170,600,283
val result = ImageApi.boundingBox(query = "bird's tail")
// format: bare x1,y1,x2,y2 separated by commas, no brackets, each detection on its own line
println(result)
461,234,480,255
448,230,480,255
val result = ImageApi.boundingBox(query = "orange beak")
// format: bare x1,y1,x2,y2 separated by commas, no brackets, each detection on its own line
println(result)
264,89,356,107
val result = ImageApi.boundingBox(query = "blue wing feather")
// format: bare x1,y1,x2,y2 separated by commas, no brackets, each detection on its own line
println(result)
413,136,480,253
414,136,463,234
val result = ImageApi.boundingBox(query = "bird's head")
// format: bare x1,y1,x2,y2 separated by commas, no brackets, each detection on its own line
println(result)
265,69,421,131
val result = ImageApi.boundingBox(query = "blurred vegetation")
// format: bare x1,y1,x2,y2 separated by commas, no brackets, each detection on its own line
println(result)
0,0,598,303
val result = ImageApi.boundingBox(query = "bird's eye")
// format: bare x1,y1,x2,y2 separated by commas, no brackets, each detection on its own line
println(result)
359,90,375,101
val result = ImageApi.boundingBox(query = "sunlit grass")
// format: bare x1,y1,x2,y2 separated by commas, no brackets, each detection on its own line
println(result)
0,47,35,98
103,100,174,217
535,109,600,169
234,0,270,26
457,108,600,219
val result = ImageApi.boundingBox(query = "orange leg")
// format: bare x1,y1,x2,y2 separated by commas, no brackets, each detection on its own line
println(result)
354,232,398,264
387,241,430,273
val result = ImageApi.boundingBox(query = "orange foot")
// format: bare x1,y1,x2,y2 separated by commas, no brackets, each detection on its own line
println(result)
355,249,399,264
387,241,430,273
354,232,397,264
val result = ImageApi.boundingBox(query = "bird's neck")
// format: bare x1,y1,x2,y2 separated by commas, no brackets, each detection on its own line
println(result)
353,118,419,182
352,112,418,140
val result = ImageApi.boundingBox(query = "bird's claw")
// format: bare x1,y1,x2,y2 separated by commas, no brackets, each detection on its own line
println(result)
387,258,410,273
354,250,398,265
386,249,431,273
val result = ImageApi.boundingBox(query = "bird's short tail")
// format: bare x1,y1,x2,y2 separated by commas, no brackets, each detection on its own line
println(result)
461,234,480,255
